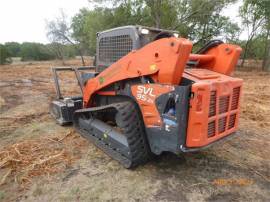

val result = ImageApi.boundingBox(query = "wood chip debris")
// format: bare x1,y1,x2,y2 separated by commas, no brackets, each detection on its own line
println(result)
0,130,87,186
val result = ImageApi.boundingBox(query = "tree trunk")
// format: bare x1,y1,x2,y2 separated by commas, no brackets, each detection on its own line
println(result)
155,0,161,28
241,38,252,68
262,28,270,71
76,45,85,66
155,13,161,28
262,43,270,71
55,43,65,65
62,35,85,66
79,51,85,66
148,0,161,28
241,19,261,68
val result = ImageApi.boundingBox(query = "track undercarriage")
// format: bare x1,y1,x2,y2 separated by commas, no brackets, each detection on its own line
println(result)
73,101,151,168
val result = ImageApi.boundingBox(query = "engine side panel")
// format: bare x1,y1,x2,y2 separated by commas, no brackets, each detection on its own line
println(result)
184,69,243,148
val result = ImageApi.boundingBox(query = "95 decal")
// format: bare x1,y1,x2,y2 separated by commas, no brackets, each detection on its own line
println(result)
136,85,156,103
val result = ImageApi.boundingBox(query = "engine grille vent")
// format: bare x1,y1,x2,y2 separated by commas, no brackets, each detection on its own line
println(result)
228,114,236,129
99,35,133,63
219,96,230,114
231,87,241,110
209,91,216,117
207,86,241,139
218,117,227,133
208,121,216,137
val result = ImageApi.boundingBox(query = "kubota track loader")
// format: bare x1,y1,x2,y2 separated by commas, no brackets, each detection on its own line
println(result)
50,25,243,168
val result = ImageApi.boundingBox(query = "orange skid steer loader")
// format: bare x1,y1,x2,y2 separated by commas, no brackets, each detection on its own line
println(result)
50,26,243,168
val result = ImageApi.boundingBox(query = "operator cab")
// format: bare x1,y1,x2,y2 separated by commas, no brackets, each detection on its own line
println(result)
96,25,179,72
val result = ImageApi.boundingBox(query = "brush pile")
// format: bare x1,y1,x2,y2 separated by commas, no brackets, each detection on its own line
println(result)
0,130,87,186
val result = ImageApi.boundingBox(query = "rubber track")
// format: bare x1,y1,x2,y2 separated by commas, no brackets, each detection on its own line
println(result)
73,101,150,168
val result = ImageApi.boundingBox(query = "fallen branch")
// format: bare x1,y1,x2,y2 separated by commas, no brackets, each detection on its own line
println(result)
0,169,12,186
0,112,49,120
30,79,50,83
58,131,73,142
188,182,207,187
0,150,9,156
46,137,60,144
0,158,22,168
233,161,270,183
0,126,18,130
29,150,64,170
0,116,25,120
250,168,270,182
13,145,22,156
20,176,32,184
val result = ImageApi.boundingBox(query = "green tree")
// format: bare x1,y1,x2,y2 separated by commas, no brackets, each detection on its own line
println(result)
172,0,239,45
46,42,65,62
253,0,270,71
0,44,11,64
4,42,21,57
72,7,115,55
20,42,55,61
236,35,268,60
71,8,90,55
73,0,239,54
46,10,85,65
240,0,270,70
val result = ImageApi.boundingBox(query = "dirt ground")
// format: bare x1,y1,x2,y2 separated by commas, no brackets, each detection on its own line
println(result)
0,60,269,202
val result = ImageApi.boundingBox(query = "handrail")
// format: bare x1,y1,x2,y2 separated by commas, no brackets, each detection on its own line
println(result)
189,54,215,63
51,66,95,99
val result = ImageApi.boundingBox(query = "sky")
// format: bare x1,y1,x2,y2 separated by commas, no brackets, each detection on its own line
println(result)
0,0,245,44
0,0,91,43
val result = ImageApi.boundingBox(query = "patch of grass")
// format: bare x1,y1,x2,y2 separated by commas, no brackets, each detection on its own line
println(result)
30,122,41,132
70,186,80,195
58,187,81,202
0,191,5,201
32,185,43,197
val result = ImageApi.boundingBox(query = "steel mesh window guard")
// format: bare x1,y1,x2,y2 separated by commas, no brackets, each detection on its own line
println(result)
99,35,133,63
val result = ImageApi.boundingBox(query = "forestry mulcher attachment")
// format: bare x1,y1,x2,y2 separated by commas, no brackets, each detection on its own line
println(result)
50,26,243,168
